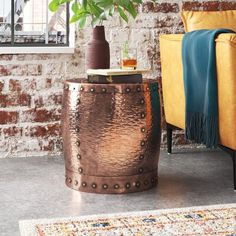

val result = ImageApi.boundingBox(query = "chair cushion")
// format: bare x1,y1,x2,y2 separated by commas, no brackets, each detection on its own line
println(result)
181,11,236,32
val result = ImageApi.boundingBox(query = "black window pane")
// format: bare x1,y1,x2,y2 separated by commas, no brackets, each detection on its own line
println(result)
0,0,11,45
0,0,68,46
48,5,67,45
14,0,67,45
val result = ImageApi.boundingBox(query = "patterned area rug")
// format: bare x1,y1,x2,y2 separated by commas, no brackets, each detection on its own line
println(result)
19,204,236,236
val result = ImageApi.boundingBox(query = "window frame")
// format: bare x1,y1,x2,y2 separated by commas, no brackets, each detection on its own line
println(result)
0,0,75,54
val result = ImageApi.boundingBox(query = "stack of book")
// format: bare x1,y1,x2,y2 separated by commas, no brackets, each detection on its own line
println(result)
87,69,149,84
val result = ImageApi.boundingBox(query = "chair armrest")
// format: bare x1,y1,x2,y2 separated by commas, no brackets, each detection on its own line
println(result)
216,33,236,46
159,34,185,129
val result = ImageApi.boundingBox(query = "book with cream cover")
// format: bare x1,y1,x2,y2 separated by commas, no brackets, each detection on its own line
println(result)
87,68,149,76
87,69,149,84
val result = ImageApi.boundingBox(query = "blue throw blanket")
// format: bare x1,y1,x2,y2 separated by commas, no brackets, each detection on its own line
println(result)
182,29,234,148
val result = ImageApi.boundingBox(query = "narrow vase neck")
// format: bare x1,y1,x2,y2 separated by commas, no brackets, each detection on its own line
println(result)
93,26,105,40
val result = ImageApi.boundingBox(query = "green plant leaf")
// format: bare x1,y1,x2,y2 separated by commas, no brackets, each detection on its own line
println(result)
81,0,87,8
91,16,101,27
88,2,103,18
101,8,110,20
70,7,89,24
118,0,129,7
59,0,70,4
126,1,137,18
133,0,142,3
78,15,87,28
94,0,113,8
70,14,81,23
118,6,128,23
49,0,60,12
50,0,147,26
72,2,79,13
109,5,115,16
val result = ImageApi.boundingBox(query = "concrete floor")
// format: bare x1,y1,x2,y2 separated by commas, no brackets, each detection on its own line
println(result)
0,149,235,236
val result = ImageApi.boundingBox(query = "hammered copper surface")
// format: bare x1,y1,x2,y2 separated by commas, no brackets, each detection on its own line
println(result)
62,79,161,194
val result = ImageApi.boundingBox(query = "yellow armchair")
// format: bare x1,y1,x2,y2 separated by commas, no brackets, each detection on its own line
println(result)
160,34,236,190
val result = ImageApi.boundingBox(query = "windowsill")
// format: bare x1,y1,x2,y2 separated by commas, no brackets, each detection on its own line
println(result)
0,46,75,54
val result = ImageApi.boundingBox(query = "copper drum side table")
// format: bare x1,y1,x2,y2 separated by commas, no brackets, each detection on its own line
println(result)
62,79,161,194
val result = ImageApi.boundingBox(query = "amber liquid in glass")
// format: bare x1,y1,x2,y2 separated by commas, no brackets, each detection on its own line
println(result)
121,59,137,69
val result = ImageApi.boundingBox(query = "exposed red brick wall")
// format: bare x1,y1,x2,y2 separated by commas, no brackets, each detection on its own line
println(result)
0,0,234,157
182,1,236,11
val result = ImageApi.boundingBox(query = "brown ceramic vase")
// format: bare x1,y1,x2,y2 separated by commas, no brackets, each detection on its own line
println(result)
86,26,110,69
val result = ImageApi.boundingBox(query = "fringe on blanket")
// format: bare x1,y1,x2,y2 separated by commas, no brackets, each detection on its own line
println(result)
185,112,218,148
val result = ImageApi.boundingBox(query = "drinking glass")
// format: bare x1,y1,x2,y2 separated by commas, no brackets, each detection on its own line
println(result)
120,44,137,70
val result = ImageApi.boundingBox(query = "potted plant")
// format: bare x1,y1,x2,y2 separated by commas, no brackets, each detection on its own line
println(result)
49,0,156,69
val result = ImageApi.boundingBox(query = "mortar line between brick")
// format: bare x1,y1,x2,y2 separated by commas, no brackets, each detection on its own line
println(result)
0,121,61,128
0,104,62,111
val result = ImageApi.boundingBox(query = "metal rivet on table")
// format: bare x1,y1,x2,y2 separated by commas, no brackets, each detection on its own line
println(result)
74,180,78,186
77,154,81,160
92,183,97,189
141,113,146,118
82,182,87,187
103,184,108,189
114,184,119,189
80,86,84,91
77,140,80,147
135,181,141,188
141,141,145,147
139,155,144,160
68,178,72,183
77,99,80,104
78,167,83,174
140,98,145,105
125,183,131,189
90,88,95,92
136,86,141,92
139,168,144,173
141,127,146,133
126,87,131,93
76,128,80,133
102,88,107,93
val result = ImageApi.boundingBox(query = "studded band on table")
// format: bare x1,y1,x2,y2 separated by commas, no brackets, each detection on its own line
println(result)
66,177,157,190
64,84,155,93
